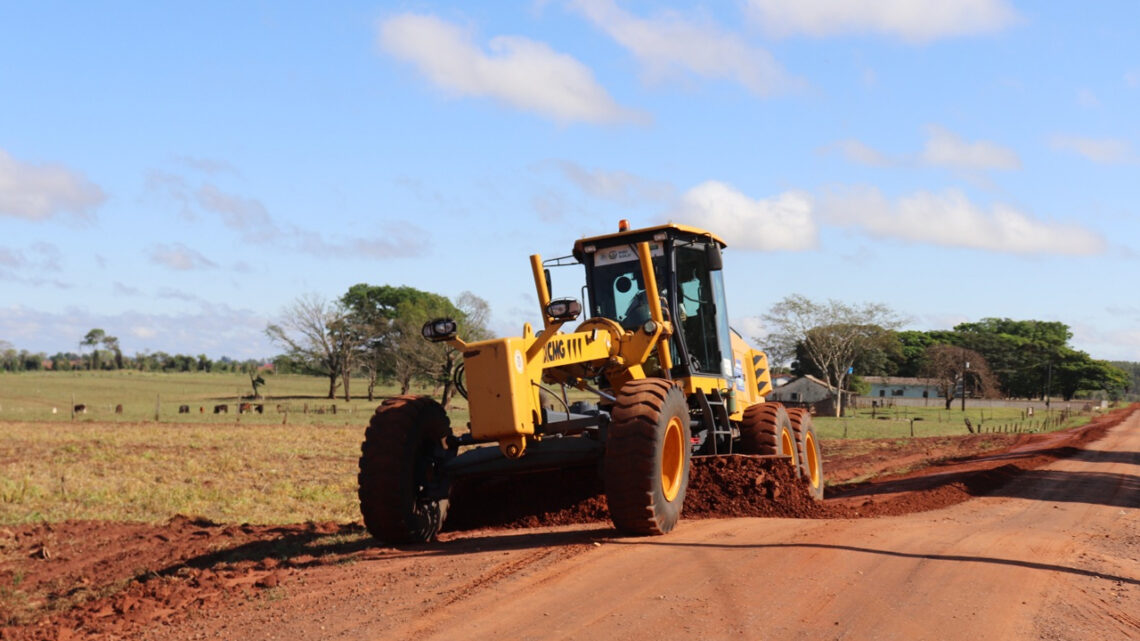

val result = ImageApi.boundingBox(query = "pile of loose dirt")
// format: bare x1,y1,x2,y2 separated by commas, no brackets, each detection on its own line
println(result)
683,456,823,519
444,454,822,532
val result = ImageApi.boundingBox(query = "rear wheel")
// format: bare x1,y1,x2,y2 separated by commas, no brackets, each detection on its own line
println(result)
739,403,800,474
786,408,824,500
358,395,454,543
604,379,691,535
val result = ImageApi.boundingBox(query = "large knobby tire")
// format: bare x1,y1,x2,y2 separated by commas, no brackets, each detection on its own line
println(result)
604,379,692,536
740,403,801,473
358,395,454,544
786,407,825,500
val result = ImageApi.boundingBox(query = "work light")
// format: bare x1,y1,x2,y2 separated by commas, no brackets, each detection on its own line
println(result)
421,318,458,342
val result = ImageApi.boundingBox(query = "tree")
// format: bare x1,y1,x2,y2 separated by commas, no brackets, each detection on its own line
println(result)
1053,351,1128,401
919,345,1001,413
81,328,105,370
266,294,349,399
339,284,490,405
762,295,902,416
954,318,1072,399
102,335,123,369
249,370,267,399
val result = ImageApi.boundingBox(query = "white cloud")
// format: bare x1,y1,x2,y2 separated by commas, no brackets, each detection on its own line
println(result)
0,149,106,220
196,183,278,238
820,186,1106,255
571,0,800,95
672,181,817,251
378,13,640,124
920,125,1021,170
827,139,894,166
552,160,674,205
826,126,1020,171
294,223,430,260
746,0,1019,42
1050,135,1134,164
148,243,218,271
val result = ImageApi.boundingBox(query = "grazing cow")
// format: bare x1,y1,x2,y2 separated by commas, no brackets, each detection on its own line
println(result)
115,404,123,414
213,404,228,414
178,405,190,414
239,402,252,414
74,404,87,414
254,404,264,414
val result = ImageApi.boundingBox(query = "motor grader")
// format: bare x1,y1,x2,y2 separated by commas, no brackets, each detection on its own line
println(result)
358,221,824,543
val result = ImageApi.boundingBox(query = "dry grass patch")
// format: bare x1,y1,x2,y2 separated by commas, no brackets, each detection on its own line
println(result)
0,421,365,525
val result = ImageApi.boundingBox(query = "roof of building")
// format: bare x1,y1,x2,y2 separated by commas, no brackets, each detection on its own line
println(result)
866,376,938,386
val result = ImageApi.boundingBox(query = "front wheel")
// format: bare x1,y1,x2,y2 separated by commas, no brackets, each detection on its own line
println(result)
604,379,692,535
358,395,454,543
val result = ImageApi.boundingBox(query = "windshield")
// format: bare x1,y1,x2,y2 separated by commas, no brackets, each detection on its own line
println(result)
586,243,667,330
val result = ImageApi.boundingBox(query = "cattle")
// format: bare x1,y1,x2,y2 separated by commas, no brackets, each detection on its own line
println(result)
239,402,252,414
178,405,190,414
254,404,264,414
213,404,228,414
73,404,87,414
115,404,123,414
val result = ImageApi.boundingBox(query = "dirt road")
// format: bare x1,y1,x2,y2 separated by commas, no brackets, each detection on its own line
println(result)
124,412,1138,641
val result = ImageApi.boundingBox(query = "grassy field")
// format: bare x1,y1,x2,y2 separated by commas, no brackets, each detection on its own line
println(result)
0,371,1097,525
0,371,469,427
812,404,1091,440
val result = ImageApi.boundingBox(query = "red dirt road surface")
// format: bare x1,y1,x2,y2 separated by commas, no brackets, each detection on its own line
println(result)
2,407,1137,640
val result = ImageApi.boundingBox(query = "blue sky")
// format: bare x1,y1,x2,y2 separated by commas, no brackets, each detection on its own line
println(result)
2,1,1138,362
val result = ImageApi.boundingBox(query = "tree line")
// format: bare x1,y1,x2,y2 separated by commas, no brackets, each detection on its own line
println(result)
763,295,1133,410
0,336,265,375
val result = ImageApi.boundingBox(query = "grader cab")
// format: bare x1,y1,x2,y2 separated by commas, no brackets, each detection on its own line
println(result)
358,222,824,543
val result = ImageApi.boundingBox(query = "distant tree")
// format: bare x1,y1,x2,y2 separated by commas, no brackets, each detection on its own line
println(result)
82,328,105,370
1053,351,1128,401
248,370,266,399
762,295,902,416
1109,361,1140,401
196,354,213,373
954,318,1072,399
101,335,123,369
919,345,1001,413
266,294,348,399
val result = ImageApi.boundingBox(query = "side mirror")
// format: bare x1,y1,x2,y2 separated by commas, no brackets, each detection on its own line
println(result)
706,244,723,271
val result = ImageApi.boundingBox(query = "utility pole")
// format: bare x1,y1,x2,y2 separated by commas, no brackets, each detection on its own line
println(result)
1045,361,1052,411
960,348,970,412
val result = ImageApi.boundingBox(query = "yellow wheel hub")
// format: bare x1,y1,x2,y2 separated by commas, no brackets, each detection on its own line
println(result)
781,428,795,459
661,416,684,502
805,431,821,488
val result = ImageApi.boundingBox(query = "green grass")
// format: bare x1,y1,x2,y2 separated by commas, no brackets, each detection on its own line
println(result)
813,404,1090,439
0,371,469,427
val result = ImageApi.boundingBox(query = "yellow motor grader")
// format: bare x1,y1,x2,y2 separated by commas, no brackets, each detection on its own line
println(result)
358,221,824,543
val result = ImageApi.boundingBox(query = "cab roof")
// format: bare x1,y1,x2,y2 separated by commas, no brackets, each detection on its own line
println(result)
571,223,726,260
